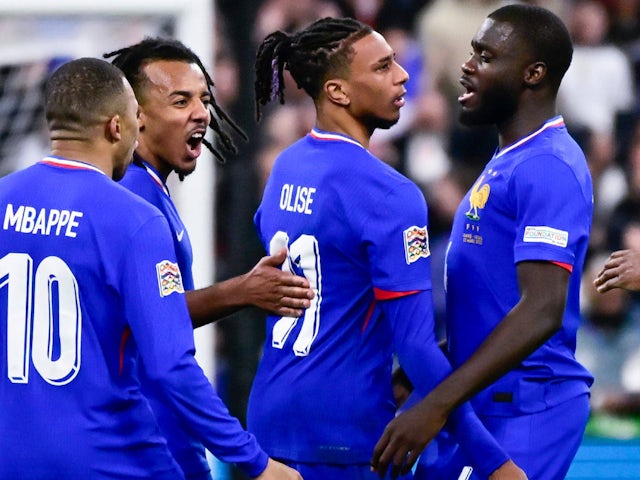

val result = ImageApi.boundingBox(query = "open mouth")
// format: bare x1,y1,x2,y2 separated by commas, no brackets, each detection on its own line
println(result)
394,91,406,108
187,132,204,150
458,78,474,104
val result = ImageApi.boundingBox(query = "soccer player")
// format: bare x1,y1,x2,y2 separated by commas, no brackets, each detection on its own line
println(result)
249,17,526,480
104,37,314,328
372,5,594,480
0,57,301,480
103,38,313,480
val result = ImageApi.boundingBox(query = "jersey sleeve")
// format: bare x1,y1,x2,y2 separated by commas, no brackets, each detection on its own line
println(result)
364,181,432,293
381,292,509,476
511,155,591,267
121,215,268,477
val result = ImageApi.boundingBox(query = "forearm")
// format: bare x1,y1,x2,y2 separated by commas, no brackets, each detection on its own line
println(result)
421,302,561,416
423,261,568,415
186,276,248,328
447,404,509,477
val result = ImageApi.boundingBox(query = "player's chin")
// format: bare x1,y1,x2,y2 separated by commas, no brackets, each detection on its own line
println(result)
376,115,400,130
175,162,197,178
458,108,484,127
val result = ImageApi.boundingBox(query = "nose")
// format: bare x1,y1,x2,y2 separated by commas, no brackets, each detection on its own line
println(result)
461,54,474,74
395,61,409,84
193,100,210,123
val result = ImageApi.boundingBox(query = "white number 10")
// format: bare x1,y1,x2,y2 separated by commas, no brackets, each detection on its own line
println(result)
1,253,81,385
269,231,322,357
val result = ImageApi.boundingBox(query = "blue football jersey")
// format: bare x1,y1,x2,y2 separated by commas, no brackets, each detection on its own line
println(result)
445,116,594,415
0,158,267,479
248,129,508,474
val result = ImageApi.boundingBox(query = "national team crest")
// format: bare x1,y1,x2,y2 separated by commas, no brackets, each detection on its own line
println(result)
403,225,430,264
156,260,185,297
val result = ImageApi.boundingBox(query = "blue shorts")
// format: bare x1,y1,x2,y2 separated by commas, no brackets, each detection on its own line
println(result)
415,393,590,480
281,462,414,480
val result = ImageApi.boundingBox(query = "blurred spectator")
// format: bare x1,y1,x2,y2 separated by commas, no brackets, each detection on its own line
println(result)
252,0,347,44
586,130,628,251
577,251,640,435
606,121,640,251
558,0,636,137
212,14,241,109
604,0,640,47
402,90,451,188
415,0,502,105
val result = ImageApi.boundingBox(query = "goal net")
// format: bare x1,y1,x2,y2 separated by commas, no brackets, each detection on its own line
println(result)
0,0,217,381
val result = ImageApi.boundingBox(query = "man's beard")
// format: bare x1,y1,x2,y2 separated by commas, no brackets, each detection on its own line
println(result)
459,87,518,127
176,165,196,182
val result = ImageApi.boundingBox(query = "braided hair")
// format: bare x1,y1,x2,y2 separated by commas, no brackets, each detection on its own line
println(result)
104,37,247,166
254,17,372,121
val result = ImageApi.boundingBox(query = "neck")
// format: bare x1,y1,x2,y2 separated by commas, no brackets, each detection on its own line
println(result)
134,146,172,181
316,104,372,149
50,142,112,178
497,103,557,148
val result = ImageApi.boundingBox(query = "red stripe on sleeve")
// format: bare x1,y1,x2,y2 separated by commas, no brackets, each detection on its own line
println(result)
551,261,573,273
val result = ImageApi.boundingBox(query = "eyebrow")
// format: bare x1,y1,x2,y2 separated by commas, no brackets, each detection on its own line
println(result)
471,39,491,53
169,89,211,99
374,53,395,66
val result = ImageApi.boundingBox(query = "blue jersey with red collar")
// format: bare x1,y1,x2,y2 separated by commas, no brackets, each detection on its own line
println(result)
119,158,209,479
248,129,509,474
120,157,267,479
445,116,594,415
0,158,267,479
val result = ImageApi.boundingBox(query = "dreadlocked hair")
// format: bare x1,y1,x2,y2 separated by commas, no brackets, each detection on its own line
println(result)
104,37,247,167
254,17,372,121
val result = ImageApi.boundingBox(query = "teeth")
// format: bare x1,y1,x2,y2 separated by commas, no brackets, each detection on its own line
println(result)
191,133,203,139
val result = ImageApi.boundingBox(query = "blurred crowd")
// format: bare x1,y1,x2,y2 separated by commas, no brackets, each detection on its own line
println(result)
211,0,640,447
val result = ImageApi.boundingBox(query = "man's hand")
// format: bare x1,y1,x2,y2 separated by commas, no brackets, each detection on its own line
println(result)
370,400,447,478
594,249,640,293
255,458,303,480
489,460,528,480
244,248,314,317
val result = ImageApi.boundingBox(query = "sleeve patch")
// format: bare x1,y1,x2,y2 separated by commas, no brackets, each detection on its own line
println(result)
403,225,430,264
523,226,568,248
156,260,185,297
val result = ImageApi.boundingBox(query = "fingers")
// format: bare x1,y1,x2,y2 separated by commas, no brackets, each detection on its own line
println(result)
594,268,617,292
278,272,311,289
371,441,412,479
371,430,411,478
370,431,390,477
262,248,288,266
595,280,615,294
402,449,421,475
282,294,313,307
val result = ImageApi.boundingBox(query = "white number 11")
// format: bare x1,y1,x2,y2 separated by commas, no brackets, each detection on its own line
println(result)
269,231,322,357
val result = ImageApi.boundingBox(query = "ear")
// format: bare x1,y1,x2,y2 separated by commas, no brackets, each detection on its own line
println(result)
324,79,350,106
106,115,122,143
137,107,146,131
524,61,546,87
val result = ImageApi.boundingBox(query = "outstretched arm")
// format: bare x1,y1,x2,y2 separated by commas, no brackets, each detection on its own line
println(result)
187,247,314,328
371,261,567,475
594,249,640,293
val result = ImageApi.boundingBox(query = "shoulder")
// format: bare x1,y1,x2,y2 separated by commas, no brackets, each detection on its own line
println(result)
108,180,167,225
118,163,156,197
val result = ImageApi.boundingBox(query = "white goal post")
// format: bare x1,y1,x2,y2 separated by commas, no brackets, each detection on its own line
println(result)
0,0,217,381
